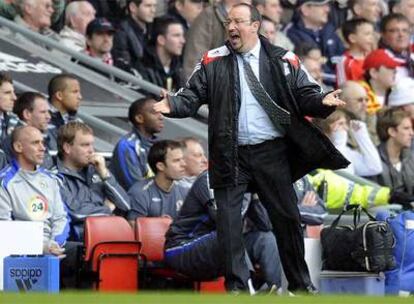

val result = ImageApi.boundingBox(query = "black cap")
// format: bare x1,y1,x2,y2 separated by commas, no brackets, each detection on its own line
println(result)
297,0,331,7
86,18,115,37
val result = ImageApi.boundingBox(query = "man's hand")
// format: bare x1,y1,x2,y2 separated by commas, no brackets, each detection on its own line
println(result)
154,98,171,114
104,198,116,212
301,191,317,207
90,153,110,179
45,241,66,259
322,89,346,107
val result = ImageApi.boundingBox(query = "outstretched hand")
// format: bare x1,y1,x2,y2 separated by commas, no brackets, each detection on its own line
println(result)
154,97,171,114
322,89,346,107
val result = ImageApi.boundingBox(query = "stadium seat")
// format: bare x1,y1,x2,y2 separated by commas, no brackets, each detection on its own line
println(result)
134,217,183,286
135,217,225,293
84,216,141,292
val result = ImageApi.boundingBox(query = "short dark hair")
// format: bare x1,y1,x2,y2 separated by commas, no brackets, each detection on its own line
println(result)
0,73,12,86
47,73,78,102
377,107,410,142
232,3,262,25
150,16,183,46
13,91,46,120
147,140,182,174
342,18,373,44
294,42,319,60
57,121,93,159
128,96,156,125
380,13,409,33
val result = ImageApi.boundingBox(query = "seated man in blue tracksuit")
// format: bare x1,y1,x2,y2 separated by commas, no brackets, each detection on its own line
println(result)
56,122,130,240
110,96,164,190
164,170,282,292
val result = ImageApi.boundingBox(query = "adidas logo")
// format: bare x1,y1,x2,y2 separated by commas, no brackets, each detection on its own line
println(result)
14,278,38,292
9,268,42,291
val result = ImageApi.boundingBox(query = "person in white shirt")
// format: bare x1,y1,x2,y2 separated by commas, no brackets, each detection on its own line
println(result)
314,109,382,177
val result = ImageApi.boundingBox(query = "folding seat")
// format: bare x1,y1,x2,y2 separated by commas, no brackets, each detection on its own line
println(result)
83,216,141,291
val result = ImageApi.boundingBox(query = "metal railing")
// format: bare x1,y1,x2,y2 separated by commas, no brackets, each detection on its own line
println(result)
0,16,161,95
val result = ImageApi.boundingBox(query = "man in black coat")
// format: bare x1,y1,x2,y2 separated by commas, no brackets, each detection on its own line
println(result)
155,3,349,293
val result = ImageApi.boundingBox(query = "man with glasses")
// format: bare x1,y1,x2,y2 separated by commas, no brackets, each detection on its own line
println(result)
379,13,414,80
155,3,348,294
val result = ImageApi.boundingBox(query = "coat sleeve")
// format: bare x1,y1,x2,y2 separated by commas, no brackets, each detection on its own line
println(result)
168,60,208,118
60,179,112,222
0,184,12,220
283,52,333,118
50,184,70,246
102,175,131,212
111,138,148,190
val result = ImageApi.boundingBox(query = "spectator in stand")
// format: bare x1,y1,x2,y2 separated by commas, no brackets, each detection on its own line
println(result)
13,0,60,40
313,109,383,177
0,73,18,142
59,1,96,52
111,97,164,190
182,0,248,79
379,13,414,80
139,16,186,91
373,108,414,196
339,80,378,144
48,73,82,131
260,16,277,41
349,0,381,25
85,18,116,66
166,0,204,32
295,43,326,88
0,125,79,288
391,0,414,52
254,0,294,50
360,49,402,115
1,0,65,28
87,0,127,26
56,122,130,241
127,140,188,225
3,92,55,169
178,136,207,188
284,0,345,86
327,0,349,30
165,170,282,294
294,175,327,227
336,18,376,86
388,77,414,121
112,0,157,74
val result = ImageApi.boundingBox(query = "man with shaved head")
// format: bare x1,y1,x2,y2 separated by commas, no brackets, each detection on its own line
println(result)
0,126,79,288
339,81,369,121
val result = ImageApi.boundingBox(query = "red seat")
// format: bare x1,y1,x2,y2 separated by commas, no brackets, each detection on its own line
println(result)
135,217,225,293
134,217,181,284
84,216,141,292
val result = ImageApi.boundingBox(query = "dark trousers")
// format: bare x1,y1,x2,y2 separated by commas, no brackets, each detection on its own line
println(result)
214,139,312,291
164,231,281,287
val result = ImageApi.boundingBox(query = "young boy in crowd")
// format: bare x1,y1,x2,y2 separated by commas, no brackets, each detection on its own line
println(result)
336,18,376,86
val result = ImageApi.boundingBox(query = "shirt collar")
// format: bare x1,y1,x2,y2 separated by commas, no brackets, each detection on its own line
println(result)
243,40,261,60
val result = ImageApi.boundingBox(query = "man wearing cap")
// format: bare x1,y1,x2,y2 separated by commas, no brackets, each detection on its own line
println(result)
85,18,116,66
388,77,414,120
284,0,344,87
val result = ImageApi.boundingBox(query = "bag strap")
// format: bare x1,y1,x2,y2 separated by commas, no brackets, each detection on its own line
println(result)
329,205,376,229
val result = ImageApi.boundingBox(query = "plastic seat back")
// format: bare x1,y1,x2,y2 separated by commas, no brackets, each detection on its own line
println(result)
83,216,140,291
